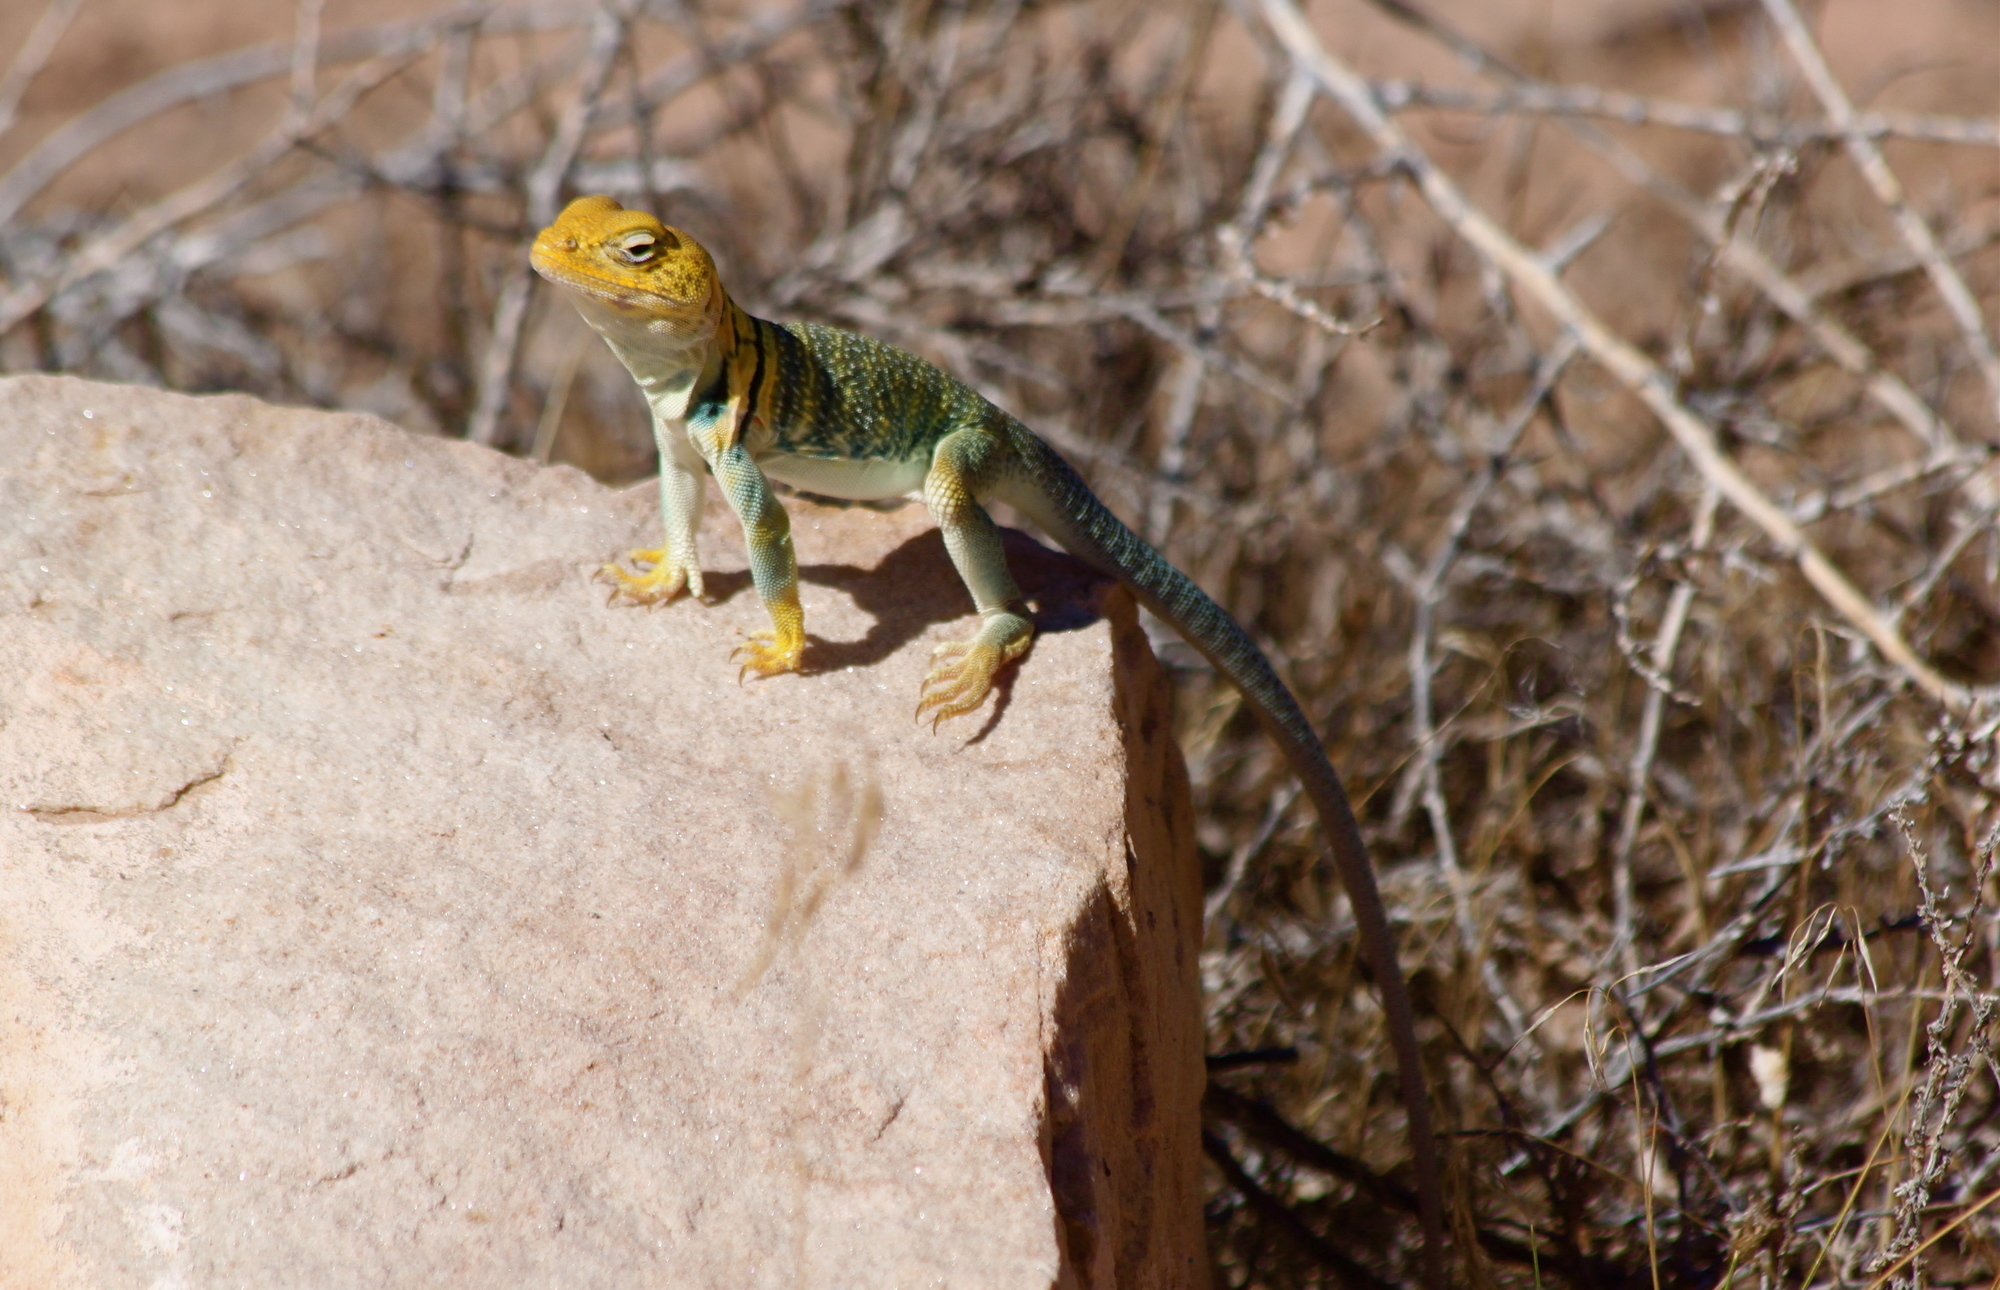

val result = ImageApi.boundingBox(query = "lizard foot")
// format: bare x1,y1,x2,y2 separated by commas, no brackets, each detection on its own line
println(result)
597,549,703,606
733,628,804,681
915,619,1032,729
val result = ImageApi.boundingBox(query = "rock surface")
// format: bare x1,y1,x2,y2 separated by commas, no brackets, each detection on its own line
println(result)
0,375,1207,1289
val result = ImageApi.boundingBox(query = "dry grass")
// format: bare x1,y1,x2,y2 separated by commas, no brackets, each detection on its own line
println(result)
4,0,1997,1284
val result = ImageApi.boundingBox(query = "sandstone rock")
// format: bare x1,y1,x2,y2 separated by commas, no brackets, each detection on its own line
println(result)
0,375,1207,1288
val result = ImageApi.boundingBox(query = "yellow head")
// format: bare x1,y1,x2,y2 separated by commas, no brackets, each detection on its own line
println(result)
530,195,724,344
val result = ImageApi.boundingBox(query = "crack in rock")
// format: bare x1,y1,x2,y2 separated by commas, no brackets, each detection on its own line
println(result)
22,753,231,824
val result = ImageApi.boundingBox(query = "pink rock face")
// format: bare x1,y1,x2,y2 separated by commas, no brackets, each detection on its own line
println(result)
0,375,1207,1289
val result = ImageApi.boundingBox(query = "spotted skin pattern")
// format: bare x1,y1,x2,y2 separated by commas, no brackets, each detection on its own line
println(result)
528,195,1444,1270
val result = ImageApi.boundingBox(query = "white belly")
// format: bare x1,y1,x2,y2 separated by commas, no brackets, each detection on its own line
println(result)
759,451,931,501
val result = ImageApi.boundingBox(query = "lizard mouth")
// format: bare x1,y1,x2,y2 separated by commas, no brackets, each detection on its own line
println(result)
529,247,690,315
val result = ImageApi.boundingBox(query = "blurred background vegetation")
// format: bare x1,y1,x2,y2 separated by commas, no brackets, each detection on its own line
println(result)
3,0,1996,1283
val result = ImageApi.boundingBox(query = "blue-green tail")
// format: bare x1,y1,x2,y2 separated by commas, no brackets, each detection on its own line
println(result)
996,422,1444,1265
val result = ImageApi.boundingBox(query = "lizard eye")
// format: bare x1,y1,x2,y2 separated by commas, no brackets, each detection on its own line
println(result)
615,232,658,263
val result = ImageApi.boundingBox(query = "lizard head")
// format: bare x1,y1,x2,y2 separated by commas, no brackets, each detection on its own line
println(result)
531,195,724,345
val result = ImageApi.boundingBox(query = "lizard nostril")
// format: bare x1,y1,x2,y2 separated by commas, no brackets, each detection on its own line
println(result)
563,238,577,251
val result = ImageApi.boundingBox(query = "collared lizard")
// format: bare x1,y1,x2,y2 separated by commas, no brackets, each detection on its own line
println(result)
529,194,1445,1280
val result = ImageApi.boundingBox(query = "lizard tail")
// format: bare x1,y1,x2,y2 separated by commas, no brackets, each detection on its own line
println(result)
999,422,1448,1286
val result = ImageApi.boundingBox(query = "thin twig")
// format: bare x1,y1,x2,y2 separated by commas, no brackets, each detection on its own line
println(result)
1203,781,1300,928
1203,1129,1401,1290
1259,0,1978,715
1398,333,1578,1042
0,0,83,144
1876,813,2000,1282
1040,275,1301,406
1371,78,2000,151
1610,485,1720,979
0,52,417,335
1760,0,2000,427
1360,0,1973,459
466,6,628,448
531,322,592,464
287,0,325,122
0,0,584,232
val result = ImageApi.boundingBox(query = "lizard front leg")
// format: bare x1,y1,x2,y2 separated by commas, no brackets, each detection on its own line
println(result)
916,424,1034,727
601,413,708,604
707,435,805,678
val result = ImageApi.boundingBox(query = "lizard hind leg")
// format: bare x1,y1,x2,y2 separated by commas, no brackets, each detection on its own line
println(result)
915,609,1033,728
918,423,1037,727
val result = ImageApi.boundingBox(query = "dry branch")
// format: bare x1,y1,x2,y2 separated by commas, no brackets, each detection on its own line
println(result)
1372,78,2000,151
1359,0,1978,460
1397,332,1577,1041
1259,0,1978,716
0,1,587,234
0,0,83,144
1760,0,2000,426
0,52,416,335
465,7,629,448
1610,484,1718,979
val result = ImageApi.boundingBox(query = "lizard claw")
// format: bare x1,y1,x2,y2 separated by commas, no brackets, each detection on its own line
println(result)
915,613,1034,728
597,548,703,606
733,629,804,682
915,641,1006,729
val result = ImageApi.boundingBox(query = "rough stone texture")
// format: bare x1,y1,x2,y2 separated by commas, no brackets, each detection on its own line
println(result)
0,375,1207,1289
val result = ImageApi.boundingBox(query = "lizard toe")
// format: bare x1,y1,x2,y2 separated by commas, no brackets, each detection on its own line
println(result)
597,550,698,606
733,629,804,681
915,643,1004,728
915,613,1034,727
